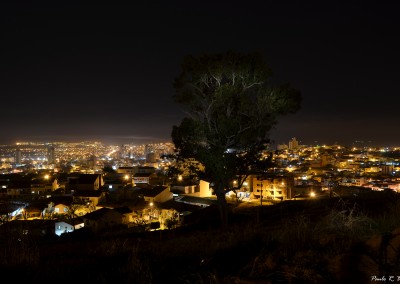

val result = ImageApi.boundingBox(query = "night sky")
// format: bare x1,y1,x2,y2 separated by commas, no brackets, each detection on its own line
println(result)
1,1,399,147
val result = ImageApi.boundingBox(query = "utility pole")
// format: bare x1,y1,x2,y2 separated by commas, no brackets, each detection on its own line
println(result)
257,178,264,224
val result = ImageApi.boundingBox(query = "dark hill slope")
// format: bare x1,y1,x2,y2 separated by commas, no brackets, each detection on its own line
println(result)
1,191,399,283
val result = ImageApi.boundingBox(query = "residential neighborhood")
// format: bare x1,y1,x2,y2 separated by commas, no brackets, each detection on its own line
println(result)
1,139,400,240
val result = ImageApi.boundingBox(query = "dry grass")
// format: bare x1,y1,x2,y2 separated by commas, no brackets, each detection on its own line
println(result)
1,192,400,283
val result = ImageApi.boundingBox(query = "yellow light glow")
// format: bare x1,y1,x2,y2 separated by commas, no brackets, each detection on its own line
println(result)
310,192,316,198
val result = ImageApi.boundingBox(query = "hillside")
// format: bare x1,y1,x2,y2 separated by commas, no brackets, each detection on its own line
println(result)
1,190,400,283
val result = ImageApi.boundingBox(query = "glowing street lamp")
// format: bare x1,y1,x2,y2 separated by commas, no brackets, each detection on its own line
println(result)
149,202,154,220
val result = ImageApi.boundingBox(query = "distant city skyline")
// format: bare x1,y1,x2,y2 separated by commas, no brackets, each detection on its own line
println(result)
0,131,396,148
0,136,396,149
2,135,173,147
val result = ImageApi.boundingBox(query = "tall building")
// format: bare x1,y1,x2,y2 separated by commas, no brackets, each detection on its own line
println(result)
288,137,299,150
47,146,55,164
144,144,151,156
15,148,22,164
120,144,127,159
146,152,158,163
87,155,98,170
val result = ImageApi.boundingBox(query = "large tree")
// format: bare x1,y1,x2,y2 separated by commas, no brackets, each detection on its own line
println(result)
171,51,302,228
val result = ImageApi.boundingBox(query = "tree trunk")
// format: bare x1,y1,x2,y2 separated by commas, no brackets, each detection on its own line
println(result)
215,187,229,229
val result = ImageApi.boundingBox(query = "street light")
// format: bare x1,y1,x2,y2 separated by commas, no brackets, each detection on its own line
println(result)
149,202,154,220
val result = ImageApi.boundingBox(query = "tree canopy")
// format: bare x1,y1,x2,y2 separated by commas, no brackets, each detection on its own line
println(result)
171,51,302,227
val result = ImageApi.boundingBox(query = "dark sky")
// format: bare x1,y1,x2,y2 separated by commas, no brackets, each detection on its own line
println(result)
1,1,399,147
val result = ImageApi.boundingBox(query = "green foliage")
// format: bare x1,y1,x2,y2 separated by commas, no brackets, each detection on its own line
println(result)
173,51,301,149
65,202,85,219
172,51,301,227
172,51,301,193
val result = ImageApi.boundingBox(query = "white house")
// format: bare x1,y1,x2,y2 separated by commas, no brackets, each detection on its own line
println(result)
55,218,85,236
